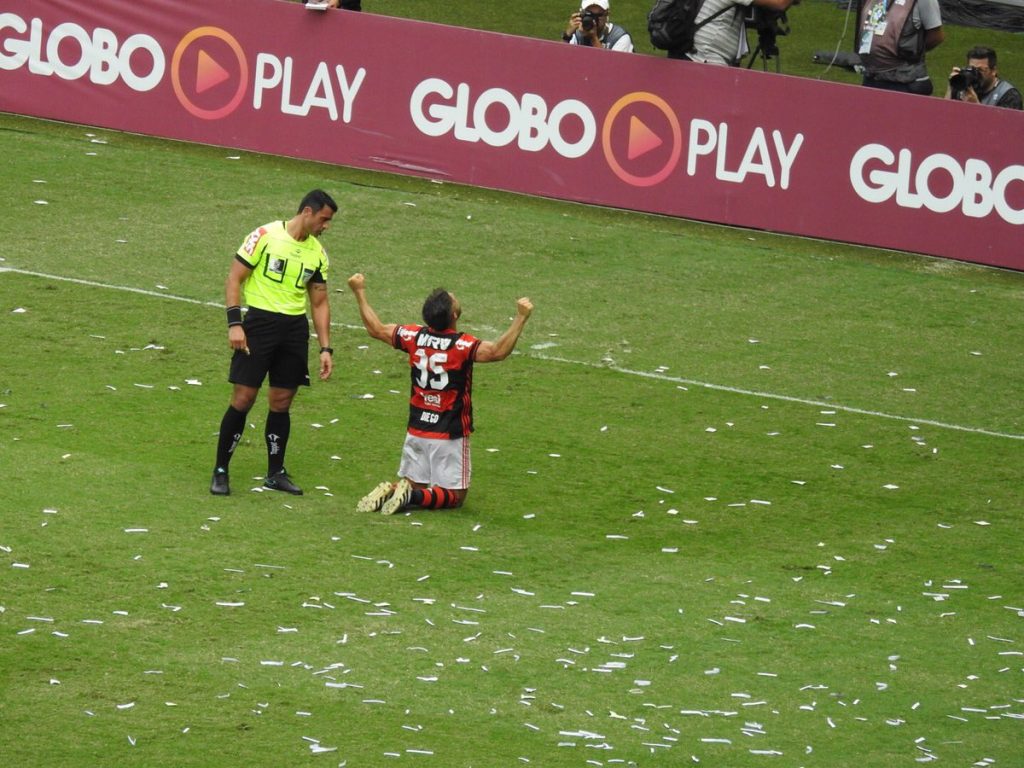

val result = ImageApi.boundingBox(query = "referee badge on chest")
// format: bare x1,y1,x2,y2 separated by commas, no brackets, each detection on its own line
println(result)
264,257,287,283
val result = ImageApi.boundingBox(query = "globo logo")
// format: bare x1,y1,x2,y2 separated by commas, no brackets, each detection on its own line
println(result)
409,78,596,160
0,13,163,90
850,144,1024,225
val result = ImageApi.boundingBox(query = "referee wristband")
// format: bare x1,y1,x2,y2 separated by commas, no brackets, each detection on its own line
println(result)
226,305,243,327
320,346,334,356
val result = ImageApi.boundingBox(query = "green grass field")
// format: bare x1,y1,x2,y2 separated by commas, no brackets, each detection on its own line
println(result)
1,22,1023,765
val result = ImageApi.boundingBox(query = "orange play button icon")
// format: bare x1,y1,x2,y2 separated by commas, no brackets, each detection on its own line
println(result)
627,115,663,160
196,49,231,94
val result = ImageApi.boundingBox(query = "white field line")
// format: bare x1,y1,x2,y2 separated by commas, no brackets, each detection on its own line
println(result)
4,266,1022,441
534,353,1024,441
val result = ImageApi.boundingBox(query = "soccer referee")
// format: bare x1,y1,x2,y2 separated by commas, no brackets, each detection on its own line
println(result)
210,190,337,496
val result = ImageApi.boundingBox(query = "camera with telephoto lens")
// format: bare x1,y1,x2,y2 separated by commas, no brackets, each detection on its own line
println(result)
949,66,982,96
580,9,598,31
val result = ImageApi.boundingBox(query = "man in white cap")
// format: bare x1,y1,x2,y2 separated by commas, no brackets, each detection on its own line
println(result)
562,0,634,52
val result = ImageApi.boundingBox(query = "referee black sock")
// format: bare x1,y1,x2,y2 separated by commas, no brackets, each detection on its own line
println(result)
215,405,248,470
265,410,291,475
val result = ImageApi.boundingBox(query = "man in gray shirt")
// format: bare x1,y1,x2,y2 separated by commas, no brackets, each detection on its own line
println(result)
858,0,944,95
668,0,798,66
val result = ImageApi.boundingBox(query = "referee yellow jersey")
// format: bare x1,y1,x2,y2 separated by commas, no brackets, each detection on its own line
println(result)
236,221,329,316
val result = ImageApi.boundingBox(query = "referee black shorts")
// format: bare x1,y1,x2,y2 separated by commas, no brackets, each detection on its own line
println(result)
229,307,311,389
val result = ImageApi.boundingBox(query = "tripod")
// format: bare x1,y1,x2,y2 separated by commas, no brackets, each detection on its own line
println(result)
744,11,790,72
749,31,778,72
746,29,781,71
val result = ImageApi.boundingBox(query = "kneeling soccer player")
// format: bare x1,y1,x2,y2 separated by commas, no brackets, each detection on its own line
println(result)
347,273,533,514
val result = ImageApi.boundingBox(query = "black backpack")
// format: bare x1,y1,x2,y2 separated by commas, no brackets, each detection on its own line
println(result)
648,0,734,53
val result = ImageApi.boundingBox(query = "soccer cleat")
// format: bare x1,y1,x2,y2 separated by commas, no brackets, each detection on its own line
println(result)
210,468,230,496
380,478,412,516
263,469,304,495
356,481,394,513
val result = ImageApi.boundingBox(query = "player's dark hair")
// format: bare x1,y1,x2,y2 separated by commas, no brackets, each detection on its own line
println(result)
422,288,454,330
298,189,338,214
967,46,997,69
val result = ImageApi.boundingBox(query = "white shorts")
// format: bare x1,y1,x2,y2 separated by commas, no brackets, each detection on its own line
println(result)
398,434,471,490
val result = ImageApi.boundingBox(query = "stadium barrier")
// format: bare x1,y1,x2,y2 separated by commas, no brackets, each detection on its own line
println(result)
1,0,1021,270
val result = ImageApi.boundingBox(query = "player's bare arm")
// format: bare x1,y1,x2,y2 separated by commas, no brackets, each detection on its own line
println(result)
475,297,533,363
348,273,397,344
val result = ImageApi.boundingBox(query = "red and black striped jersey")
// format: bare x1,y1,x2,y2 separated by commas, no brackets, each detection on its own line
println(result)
392,325,481,439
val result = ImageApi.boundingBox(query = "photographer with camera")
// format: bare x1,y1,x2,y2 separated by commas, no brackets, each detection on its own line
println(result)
563,0,634,52
857,0,943,95
666,0,798,67
946,46,1022,110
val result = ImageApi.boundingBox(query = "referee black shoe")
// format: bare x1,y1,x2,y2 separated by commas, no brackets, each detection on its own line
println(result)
210,468,230,496
264,469,303,495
